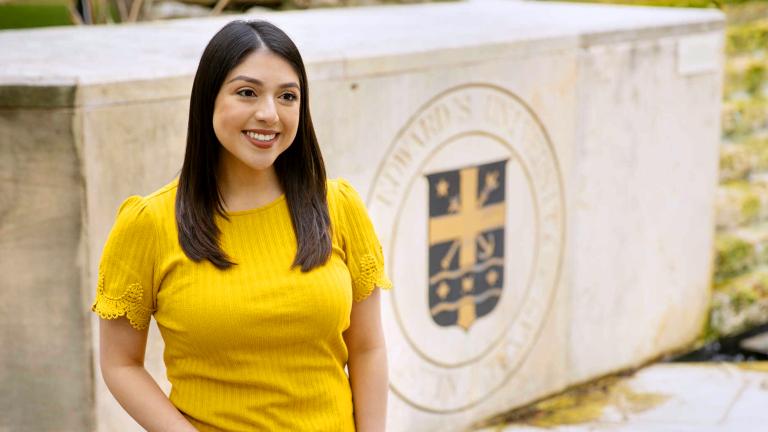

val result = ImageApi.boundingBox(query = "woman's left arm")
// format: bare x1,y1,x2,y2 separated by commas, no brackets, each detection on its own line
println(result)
344,288,388,432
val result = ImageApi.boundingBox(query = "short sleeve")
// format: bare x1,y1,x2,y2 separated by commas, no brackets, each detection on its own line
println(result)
91,196,157,330
335,179,393,302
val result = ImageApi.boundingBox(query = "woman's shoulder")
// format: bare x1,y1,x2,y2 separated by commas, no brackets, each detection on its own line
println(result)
113,179,178,229
326,177,361,215
326,177,373,225
143,178,178,209
326,177,361,203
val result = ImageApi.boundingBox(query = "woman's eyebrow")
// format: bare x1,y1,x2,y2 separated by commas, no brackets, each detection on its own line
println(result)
226,75,299,90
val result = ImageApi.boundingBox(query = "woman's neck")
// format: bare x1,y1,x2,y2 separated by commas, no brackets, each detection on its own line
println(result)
217,160,283,213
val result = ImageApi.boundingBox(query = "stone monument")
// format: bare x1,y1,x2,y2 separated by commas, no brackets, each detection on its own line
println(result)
0,1,724,430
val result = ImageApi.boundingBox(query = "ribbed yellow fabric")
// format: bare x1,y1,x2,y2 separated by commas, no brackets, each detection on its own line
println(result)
92,178,392,432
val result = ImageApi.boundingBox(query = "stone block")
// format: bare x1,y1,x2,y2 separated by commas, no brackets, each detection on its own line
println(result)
0,107,92,431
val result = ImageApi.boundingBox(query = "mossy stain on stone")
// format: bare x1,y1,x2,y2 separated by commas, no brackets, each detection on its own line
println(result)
481,375,670,429
736,362,768,373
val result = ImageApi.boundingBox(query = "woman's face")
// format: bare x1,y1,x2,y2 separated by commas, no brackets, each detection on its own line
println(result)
213,49,301,177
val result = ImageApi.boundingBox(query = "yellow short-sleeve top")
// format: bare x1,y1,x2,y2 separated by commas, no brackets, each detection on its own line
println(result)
91,178,392,432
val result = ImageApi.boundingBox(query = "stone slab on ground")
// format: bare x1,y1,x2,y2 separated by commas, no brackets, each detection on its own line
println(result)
478,362,768,432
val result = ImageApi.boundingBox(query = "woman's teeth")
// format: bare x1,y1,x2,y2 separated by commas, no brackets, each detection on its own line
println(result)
246,131,277,142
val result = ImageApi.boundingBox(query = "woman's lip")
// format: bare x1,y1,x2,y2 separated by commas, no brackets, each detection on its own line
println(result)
242,131,279,149
244,129,279,134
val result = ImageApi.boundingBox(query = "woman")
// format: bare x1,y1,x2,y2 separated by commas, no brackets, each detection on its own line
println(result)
92,20,391,432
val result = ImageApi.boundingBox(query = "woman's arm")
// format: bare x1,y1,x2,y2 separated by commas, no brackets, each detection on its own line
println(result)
99,317,197,432
344,288,388,432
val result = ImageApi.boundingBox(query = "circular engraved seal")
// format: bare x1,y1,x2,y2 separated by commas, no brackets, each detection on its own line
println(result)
367,84,565,413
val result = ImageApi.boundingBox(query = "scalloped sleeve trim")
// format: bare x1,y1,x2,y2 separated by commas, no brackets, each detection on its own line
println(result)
353,253,394,303
91,273,153,330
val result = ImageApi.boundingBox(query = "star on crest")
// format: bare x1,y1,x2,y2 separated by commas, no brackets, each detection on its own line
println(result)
437,282,450,299
461,276,474,293
486,269,499,286
436,178,450,198
485,171,500,190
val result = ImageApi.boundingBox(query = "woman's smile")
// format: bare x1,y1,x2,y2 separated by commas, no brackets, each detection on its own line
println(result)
243,130,280,149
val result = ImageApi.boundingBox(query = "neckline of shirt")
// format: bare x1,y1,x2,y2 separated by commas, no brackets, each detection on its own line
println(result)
223,194,286,217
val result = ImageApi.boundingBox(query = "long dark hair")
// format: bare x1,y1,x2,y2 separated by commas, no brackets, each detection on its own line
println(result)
176,20,331,272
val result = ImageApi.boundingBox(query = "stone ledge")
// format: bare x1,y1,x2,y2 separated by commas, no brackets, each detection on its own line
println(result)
0,1,723,107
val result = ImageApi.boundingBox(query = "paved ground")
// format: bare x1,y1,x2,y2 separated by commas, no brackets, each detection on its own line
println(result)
476,362,768,432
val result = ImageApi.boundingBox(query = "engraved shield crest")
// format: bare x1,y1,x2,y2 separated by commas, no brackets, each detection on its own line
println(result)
426,160,506,330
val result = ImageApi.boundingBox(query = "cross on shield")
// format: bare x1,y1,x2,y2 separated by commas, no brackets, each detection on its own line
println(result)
426,160,507,331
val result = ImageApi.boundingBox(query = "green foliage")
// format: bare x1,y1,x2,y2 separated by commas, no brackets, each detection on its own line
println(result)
722,99,768,138
726,19,768,55
714,232,755,283
708,267,768,338
741,193,761,221
724,58,768,99
0,3,73,29
730,280,761,310
744,63,767,96
745,137,768,167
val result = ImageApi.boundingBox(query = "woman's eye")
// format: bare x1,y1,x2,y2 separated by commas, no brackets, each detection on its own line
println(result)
281,93,298,102
236,89,256,97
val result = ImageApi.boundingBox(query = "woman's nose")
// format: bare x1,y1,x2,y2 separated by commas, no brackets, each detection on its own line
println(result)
254,99,279,124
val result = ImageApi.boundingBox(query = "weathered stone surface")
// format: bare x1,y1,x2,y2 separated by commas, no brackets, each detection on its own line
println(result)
0,84,76,108
480,362,768,431
0,108,92,431
566,29,722,387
